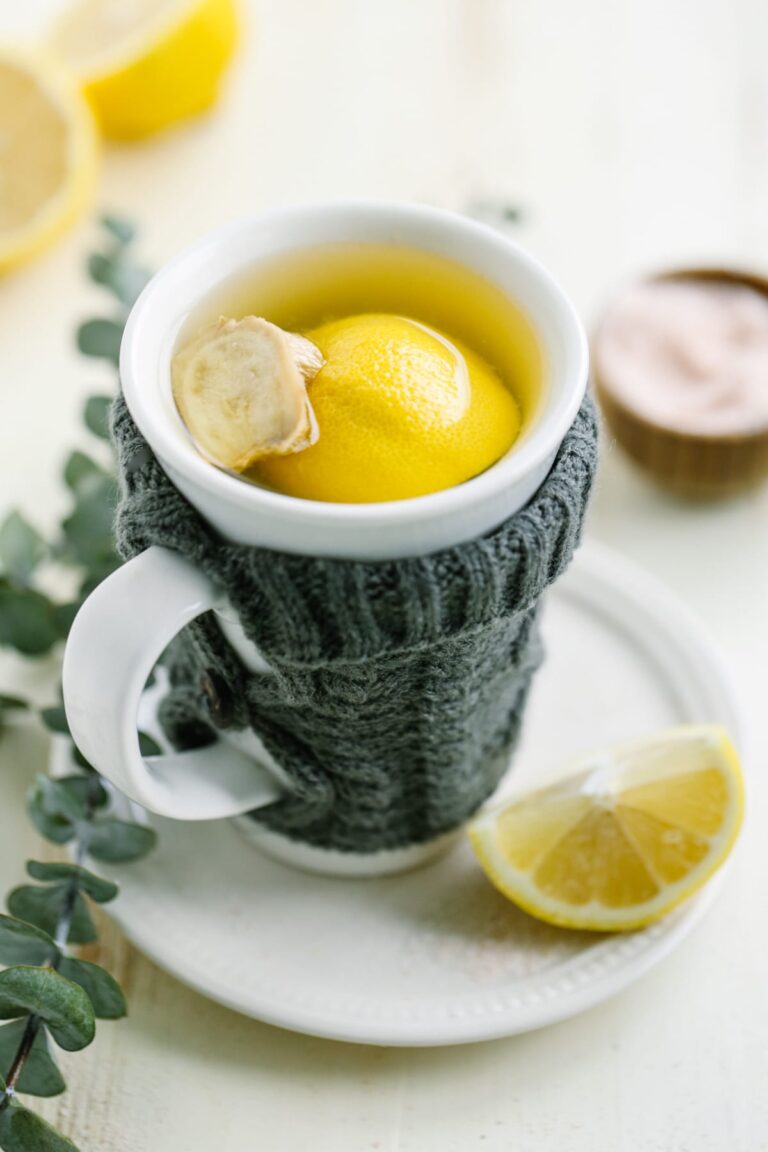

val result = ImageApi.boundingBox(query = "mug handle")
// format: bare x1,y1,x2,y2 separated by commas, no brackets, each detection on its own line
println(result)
62,546,284,820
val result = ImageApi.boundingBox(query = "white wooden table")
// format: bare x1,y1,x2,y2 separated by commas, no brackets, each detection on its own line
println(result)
1,2,767,1147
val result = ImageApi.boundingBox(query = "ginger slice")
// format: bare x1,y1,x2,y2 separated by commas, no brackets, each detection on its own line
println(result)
171,316,323,472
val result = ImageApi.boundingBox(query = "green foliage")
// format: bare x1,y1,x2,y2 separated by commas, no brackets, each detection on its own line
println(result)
26,781,76,848
55,774,106,811
56,960,125,1021
62,452,107,497
24,805,74,849
39,710,69,737
0,969,94,1054
0,1094,78,1151
137,732,162,757
6,888,96,947
0,697,28,714
30,778,87,827
26,775,111,850
87,255,149,311
0,590,59,659
76,320,123,368
25,863,117,905
0,696,29,738
0,216,130,670
100,215,134,246
60,474,119,576
51,606,79,641
0,919,55,969
82,398,112,443
85,821,157,864
0,697,27,712
0,517,46,587
67,747,94,774
0,214,156,1152
0,1023,64,1098
52,778,107,813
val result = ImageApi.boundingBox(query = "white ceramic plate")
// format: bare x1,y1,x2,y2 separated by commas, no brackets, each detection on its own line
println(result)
52,543,741,1046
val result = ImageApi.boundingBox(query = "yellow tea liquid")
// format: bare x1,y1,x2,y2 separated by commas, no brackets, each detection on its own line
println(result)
177,243,543,501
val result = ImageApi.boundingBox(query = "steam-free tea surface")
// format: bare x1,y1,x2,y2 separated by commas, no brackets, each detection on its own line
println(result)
174,243,544,502
178,242,543,419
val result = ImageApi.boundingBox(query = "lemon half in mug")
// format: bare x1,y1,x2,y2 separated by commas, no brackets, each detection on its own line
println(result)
171,310,523,504
255,313,522,503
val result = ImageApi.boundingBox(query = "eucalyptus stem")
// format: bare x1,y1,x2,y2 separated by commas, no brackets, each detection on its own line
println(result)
0,215,156,1152
0,778,100,1110
2,1017,39,1097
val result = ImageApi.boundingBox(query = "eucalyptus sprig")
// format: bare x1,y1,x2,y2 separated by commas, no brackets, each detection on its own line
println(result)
0,217,156,1152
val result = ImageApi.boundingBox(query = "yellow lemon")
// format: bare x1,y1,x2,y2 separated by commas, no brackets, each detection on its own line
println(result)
255,313,522,503
49,0,239,140
468,726,744,931
0,48,98,274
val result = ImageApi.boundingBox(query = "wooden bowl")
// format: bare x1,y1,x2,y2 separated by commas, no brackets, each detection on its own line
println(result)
593,268,768,498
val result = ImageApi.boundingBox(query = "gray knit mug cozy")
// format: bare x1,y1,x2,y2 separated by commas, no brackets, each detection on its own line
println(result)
62,203,594,876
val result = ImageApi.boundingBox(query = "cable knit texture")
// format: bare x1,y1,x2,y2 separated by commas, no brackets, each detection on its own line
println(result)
111,393,598,852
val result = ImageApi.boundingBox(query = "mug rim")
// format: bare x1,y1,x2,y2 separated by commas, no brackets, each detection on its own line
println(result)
120,199,588,541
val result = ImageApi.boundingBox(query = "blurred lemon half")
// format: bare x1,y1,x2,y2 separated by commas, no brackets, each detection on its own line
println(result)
0,47,98,273
49,0,240,140
469,726,744,931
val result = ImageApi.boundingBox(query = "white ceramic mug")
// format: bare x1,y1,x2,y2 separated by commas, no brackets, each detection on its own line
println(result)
63,201,588,875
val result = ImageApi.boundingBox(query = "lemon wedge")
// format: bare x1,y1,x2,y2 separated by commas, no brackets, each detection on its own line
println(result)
468,726,744,931
0,48,98,273
49,0,239,140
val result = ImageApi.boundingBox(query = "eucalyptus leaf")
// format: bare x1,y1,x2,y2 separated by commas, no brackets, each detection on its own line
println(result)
57,959,126,1020
86,821,156,863
54,776,107,811
138,732,163,757
0,1020,65,1098
0,968,95,1052
83,396,112,442
76,563,120,600
25,803,74,848
0,515,46,585
30,778,86,825
62,452,107,496
0,695,29,711
39,709,69,737
52,604,79,639
0,916,56,968
0,1094,78,1151
6,888,96,946
26,777,83,845
0,588,59,657
88,254,149,309
25,863,117,905
60,475,118,570
86,252,113,286
76,319,123,367
69,745,95,773
101,214,135,245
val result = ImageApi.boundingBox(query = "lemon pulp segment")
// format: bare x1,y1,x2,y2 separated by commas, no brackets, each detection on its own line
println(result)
469,726,744,931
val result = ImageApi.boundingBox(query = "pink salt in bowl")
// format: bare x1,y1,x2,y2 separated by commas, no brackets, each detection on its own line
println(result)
593,267,768,497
